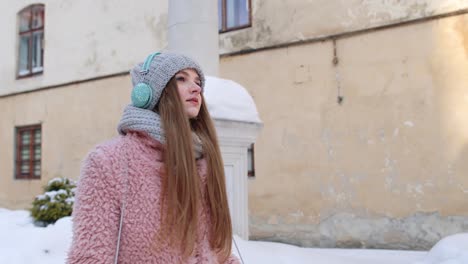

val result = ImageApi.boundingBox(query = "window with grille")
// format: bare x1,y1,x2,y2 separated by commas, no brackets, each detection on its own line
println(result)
15,125,42,179
219,0,251,33
18,4,45,78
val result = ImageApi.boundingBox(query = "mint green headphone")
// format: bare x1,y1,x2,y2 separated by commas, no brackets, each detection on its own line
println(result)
131,52,161,109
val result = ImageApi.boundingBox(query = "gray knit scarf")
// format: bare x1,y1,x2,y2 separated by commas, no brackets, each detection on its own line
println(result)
117,105,203,159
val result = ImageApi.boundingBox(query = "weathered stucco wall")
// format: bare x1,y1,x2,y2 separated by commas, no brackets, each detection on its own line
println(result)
0,0,167,96
0,75,131,208
219,13,468,249
220,0,468,54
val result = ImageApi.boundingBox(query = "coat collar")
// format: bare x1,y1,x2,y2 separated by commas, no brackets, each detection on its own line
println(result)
126,130,164,161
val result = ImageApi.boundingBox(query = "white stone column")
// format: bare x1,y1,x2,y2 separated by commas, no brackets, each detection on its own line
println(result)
214,119,263,240
168,0,219,76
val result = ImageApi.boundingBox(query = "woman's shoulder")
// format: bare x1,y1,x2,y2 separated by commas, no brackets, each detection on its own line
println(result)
84,131,163,166
85,135,127,162
75,137,126,195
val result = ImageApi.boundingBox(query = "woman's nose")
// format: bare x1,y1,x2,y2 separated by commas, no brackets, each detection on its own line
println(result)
190,82,201,93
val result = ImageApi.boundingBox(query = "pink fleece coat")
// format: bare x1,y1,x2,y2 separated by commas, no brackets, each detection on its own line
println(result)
67,131,241,264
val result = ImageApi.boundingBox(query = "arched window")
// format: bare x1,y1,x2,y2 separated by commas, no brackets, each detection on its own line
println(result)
18,4,44,78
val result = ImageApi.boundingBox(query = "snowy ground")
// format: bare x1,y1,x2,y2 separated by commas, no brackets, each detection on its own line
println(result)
0,208,466,264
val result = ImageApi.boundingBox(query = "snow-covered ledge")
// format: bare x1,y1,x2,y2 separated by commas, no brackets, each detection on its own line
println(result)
205,76,263,240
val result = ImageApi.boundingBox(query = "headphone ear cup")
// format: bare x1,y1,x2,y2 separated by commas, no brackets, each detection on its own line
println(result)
131,83,153,109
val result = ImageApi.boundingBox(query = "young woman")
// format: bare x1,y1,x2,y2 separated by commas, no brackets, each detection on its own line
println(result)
67,52,240,264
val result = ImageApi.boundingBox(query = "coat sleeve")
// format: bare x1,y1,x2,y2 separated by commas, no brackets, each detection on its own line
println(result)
67,150,121,264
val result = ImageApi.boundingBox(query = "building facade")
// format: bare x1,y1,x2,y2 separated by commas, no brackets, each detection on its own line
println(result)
1,0,467,249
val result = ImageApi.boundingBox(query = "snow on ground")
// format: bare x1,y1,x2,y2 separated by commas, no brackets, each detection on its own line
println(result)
232,237,426,264
0,208,72,264
413,233,468,264
0,208,466,264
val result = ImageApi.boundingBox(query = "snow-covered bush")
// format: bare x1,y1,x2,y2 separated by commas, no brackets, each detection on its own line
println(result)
30,177,76,226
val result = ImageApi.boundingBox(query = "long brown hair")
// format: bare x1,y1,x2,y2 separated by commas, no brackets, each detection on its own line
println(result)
158,77,233,261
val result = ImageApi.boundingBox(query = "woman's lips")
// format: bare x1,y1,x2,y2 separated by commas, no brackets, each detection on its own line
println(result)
187,98,199,105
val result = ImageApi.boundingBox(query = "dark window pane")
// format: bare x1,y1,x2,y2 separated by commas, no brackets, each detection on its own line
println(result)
34,163,41,176
21,162,30,174
227,0,249,28
21,147,31,161
19,35,31,76
247,149,253,172
247,144,254,175
32,7,44,29
227,0,236,28
34,146,41,160
19,10,31,32
34,129,41,143
32,31,44,72
239,1,249,26
21,131,31,145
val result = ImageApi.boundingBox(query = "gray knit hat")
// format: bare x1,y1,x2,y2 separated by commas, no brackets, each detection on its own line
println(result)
130,52,205,110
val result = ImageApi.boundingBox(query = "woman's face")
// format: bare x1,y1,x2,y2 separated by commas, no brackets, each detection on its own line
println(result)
175,69,202,118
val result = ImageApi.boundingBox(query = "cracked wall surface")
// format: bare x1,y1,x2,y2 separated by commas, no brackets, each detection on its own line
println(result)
220,0,468,54
220,12,468,249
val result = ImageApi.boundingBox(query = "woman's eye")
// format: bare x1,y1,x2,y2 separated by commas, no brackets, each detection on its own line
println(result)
176,76,185,82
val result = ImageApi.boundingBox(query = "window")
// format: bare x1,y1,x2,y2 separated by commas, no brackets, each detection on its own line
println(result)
18,4,44,78
247,144,255,177
219,0,251,33
15,125,42,179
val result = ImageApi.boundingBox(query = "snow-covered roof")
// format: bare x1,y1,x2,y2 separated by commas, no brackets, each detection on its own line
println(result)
204,76,261,124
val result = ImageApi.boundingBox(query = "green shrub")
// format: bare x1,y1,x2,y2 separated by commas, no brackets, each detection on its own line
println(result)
30,177,76,226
